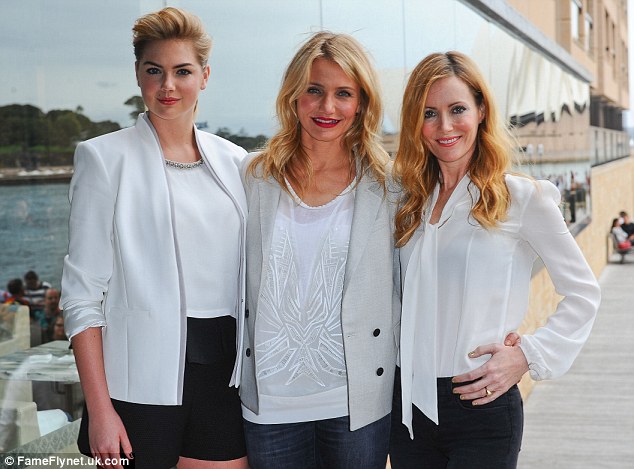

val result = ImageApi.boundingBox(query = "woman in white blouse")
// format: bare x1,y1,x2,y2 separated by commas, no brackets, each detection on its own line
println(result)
61,8,248,469
240,32,399,469
389,51,601,468
611,217,634,248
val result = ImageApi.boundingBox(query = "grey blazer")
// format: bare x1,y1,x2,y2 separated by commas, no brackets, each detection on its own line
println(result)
239,154,401,431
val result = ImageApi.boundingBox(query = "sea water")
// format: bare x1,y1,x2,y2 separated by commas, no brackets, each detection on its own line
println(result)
0,183,70,290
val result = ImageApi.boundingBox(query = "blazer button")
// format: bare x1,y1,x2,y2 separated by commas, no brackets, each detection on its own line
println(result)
245,309,250,318
246,348,251,357
376,367,384,376
373,328,380,337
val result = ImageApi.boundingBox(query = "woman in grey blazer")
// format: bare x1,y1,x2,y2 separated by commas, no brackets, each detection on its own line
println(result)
239,32,400,469
60,8,248,469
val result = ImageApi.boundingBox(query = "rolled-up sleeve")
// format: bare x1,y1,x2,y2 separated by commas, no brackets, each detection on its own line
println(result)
61,142,114,339
518,180,601,380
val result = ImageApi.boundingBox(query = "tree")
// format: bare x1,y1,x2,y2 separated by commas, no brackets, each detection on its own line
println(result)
48,112,81,147
125,96,145,121
214,127,268,152
0,103,122,168
0,104,46,148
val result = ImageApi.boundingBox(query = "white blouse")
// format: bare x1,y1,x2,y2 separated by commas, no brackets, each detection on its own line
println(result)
612,226,630,244
399,173,600,437
165,163,240,319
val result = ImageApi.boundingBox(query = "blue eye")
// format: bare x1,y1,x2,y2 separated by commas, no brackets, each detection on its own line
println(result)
176,69,192,76
452,105,467,114
337,90,352,97
307,87,321,94
146,67,161,75
424,109,436,119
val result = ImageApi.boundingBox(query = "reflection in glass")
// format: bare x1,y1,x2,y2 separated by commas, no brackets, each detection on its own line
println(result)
0,0,616,454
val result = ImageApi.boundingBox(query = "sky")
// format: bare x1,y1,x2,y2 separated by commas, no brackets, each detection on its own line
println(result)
0,0,491,137
2,1,632,133
0,0,409,136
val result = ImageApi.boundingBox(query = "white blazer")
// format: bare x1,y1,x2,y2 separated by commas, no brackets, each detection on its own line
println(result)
61,114,247,405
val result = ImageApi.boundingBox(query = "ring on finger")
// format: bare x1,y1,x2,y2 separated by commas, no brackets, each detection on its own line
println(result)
485,387,493,397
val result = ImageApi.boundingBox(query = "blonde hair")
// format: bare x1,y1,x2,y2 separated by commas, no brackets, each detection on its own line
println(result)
132,7,212,67
249,31,388,194
394,51,513,246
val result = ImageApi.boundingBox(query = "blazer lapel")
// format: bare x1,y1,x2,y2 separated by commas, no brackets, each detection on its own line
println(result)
194,128,248,218
343,176,383,296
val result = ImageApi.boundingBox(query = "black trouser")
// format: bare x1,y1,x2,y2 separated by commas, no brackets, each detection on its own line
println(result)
390,367,523,469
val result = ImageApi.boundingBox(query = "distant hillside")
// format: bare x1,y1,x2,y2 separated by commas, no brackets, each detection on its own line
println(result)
0,104,120,169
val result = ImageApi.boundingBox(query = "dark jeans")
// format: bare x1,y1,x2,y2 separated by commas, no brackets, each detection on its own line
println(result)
390,368,523,469
243,413,390,469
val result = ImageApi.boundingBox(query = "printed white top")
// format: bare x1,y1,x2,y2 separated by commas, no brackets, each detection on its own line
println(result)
243,181,355,424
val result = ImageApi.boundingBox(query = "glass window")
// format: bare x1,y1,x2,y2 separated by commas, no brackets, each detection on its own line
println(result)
571,0,581,40
585,14,593,54
0,0,612,457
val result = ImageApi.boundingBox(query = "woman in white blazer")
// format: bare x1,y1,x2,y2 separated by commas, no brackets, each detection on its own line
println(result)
239,32,400,469
389,52,601,468
60,8,248,469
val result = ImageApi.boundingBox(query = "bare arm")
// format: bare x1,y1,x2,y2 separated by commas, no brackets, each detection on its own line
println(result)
73,328,133,468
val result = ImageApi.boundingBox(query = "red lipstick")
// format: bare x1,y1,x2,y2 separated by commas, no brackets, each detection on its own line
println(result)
312,117,340,128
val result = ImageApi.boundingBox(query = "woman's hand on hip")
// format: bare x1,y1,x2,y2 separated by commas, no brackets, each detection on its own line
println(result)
451,338,529,405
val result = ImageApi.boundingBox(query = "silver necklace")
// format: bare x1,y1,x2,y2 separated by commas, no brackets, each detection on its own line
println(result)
164,158,204,169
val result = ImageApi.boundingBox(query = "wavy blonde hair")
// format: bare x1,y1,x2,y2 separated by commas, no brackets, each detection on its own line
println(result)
394,51,514,246
249,31,388,194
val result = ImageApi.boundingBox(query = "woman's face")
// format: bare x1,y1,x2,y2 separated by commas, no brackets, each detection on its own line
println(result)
296,58,361,148
136,39,209,125
421,76,483,172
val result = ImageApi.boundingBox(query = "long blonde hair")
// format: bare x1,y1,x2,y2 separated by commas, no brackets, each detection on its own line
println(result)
249,32,388,194
394,51,513,246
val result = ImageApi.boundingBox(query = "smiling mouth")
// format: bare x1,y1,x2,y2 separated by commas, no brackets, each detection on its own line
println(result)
312,117,340,127
437,136,460,145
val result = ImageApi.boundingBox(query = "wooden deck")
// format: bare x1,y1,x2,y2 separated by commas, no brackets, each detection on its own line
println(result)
518,253,634,468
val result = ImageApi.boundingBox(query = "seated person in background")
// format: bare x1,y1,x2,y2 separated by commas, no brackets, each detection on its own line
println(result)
2,279,30,306
49,315,66,342
619,211,634,237
23,270,51,311
43,288,61,324
40,288,62,343
6,277,44,346
611,217,634,249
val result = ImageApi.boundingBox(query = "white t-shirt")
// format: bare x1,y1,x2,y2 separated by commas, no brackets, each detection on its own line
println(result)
165,162,240,319
612,225,630,244
243,180,355,424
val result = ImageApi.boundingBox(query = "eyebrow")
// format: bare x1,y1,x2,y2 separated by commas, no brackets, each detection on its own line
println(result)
307,81,356,91
142,60,194,69
425,101,467,109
